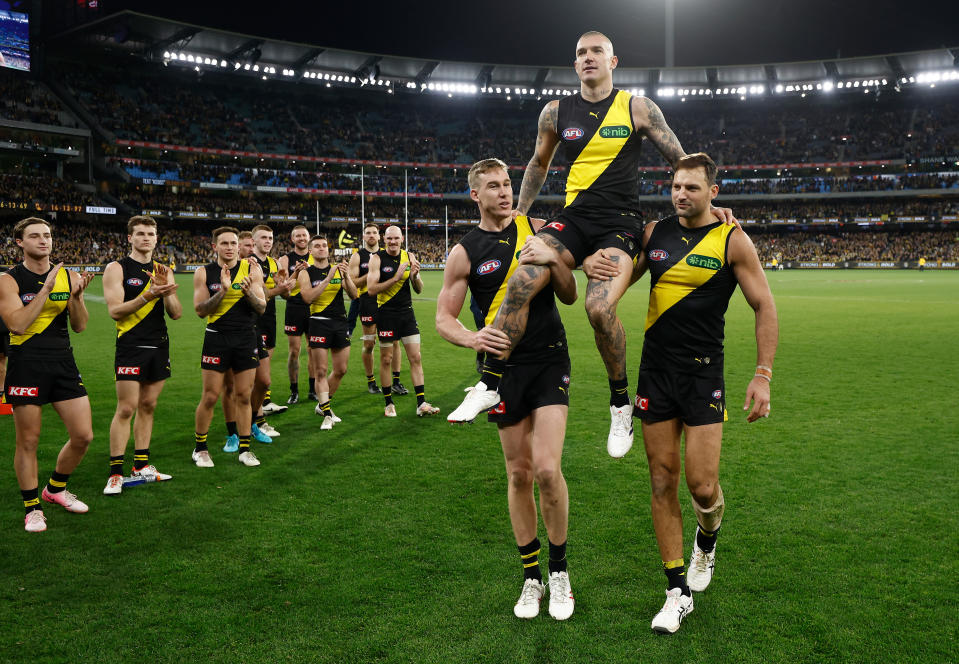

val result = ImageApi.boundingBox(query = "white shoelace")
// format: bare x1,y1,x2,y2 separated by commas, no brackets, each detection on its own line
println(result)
549,574,571,603
692,549,710,573
611,410,632,435
519,581,541,605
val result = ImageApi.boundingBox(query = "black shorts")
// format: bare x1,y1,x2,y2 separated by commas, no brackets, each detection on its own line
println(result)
4,352,87,406
284,301,310,336
634,367,727,426
200,329,259,373
488,355,571,426
0,330,8,355
359,293,378,327
257,332,270,360
308,317,351,349
376,307,419,343
115,343,171,382
538,207,643,266
257,315,277,350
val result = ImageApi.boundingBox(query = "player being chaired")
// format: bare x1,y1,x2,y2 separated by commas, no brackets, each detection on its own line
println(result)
102,216,182,495
437,158,579,620
297,235,357,430
448,31,733,459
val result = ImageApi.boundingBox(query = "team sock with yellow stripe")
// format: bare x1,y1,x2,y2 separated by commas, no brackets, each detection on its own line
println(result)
548,539,568,574
319,400,332,416
367,375,377,388
481,358,506,392
194,432,209,453
414,385,426,407
238,435,252,453
696,524,720,553
133,448,150,471
46,471,70,495
22,488,40,515
392,371,401,386
255,413,267,428
263,388,272,405
663,558,691,596
382,385,393,406
518,537,543,582
609,378,630,408
109,454,124,478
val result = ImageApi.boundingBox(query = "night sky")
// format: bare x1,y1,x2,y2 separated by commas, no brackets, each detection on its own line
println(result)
114,0,959,68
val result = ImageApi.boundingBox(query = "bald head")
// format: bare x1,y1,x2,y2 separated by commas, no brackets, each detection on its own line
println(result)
577,30,614,57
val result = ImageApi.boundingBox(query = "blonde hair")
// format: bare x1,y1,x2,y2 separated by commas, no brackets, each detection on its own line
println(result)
467,158,509,190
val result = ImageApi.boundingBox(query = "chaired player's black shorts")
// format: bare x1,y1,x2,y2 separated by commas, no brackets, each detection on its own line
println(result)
200,329,259,373
308,317,351,349
376,307,419,343
634,367,727,426
537,207,643,266
256,331,270,360
257,314,277,350
488,354,571,426
115,343,172,382
0,330,8,355
359,293,377,327
4,352,87,406
284,301,311,336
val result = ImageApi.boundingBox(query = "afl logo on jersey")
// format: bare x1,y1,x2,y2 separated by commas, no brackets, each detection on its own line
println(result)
562,127,584,140
382,266,395,274
209,283,222,291
477,259,502,276
712,390,722,400
648,249,669,262
21,293,36,303
126,278,144,287
360,262,369,269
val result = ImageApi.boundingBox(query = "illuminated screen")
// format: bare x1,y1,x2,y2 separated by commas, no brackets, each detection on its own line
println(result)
0,7,29,72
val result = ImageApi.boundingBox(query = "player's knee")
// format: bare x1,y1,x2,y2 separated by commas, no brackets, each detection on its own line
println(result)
585,295,614,327
533,463,562,491
508,465,534,491
69,431,94,449
201,390,220,408
137,398,158,416
688,479,718,508
115,402,136,420
406,349,422,365
649,465,680,499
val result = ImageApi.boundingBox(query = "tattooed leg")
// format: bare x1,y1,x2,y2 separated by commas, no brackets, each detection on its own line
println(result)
585,251,634,381
490,264,550,361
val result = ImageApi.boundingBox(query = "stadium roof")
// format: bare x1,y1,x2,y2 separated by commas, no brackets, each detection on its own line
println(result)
49,11,959,100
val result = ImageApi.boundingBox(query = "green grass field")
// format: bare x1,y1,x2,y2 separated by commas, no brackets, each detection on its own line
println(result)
0,269,957,663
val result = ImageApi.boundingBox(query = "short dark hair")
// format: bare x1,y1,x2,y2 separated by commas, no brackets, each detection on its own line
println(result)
14,217,52,240
127,215,157,235
675,152,718,186
238,230,253,240
364,223,379,232
212,226,240,241
309,235,328,246
251,224,273,235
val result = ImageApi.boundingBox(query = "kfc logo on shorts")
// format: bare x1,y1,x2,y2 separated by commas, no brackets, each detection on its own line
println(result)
310,336,326,343
126,278,144,287
491,401,506,415
8,386,38,397
562,127,585,140
712,390,722,400
284,325,296,332
379,330,394,338
636,396,649,411
117,366,141,376
545,222,565,232
361,315,374,324
477,259,502,276
648,249,669,262
202,355,221,365
20,293,36,303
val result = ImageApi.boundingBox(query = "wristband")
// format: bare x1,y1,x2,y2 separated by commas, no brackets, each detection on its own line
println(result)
753,373,771,382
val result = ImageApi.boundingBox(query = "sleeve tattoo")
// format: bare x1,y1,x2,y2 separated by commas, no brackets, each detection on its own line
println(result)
641,97,685,168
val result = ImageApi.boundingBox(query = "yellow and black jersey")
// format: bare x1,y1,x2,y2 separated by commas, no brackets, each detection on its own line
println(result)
458,215,566,363
115,256,168,346
204,260,257,333
285,250,313,305
6,262,72,356
355,247,374,296
376,249,413,312
305,263,347,319
558,88,643,214
641,216,739,373
253,254,279,320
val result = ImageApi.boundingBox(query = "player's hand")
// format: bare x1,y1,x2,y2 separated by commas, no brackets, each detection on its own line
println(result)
151,262,174,285
518,236,559,266
71,270,95,296
582,249,621,281
291,261,308,278
338,260,351,277
239,275,254,294
41,262,64,294
409,257,421,277
150,281,178,299
397,261,410,277
472,325,511,356
743,377,771,423
220,264,233,291
710,205,742,230
246,257,264,279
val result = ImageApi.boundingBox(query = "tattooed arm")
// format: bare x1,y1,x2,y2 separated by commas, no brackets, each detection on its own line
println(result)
632,96,686,168
516,100,561,215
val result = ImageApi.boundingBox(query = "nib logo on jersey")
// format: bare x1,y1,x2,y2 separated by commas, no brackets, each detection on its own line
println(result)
599,125,631,139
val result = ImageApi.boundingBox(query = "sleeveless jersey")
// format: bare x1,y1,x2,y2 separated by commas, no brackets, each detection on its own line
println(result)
376,249,412,311
355,247,375,296
305,263,347,319
641,216,739,373
204,260,257,333
458,216,566,363
557,88,643,214
253,254,279,321
285,250,313,304
115,256,167,346
6,263,72,356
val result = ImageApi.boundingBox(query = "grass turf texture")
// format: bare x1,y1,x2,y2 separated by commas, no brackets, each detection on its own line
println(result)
0,269,956,663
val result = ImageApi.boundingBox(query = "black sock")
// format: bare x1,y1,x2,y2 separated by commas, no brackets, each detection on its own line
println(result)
308,378,316,393
696,524,720,553
392,371,401,385
609,377,629,408
382,385,393,406
548,539,568,575
518,538,542,582
414,384,425,407
319,399,332,416
367,375,376,387
289,382,298,394
238,435,251,453
46,471,70,495
22,488,40,515
109,454,124,478
194,432,209,453
255,413,267,427
481,357,506,392
663,559,691,596
263,388,272,405
226,421,238,437
132,448,150,471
